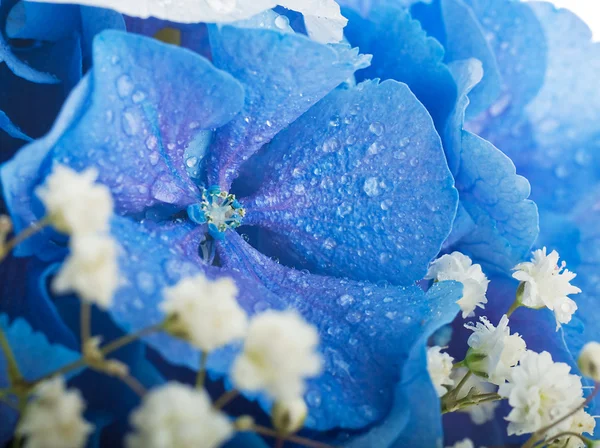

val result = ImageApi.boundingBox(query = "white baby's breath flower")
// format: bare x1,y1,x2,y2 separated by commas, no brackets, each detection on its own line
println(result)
17,377,93,448
465,315,526,385
52,234,119,309
161,274,247,352
126,382,233,448
499,350,586,438
232,310,322,401
446,439,475,448
27,0,347,43
272,398,308,435
451,367,499,425
425,252,489,318
512,247,581,329
578,341,600,381
36,165,113,236
426,346,454,397
548,409,595,448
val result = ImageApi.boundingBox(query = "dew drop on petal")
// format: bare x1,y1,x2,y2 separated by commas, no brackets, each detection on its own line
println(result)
116,74,134,98
369,122,384,136
363,177,380,197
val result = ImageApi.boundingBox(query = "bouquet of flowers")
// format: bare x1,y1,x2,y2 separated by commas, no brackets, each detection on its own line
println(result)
0,0,599,447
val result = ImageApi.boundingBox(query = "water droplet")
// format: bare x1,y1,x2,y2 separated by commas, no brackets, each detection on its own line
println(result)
363,177,380,197
346,311,362,323
116,74,134,98
136,272,155,295
367,142,381,155
369,122,384,136
337,294,354,306
132,91,146,103
146,135,158,150
398,137,410,148
323,238,336,250
186,156,198,168
409,157,419,167
105,110,114,124
148,152,160,165
111,55,120,65
346,135,357,145
306,389,322,407
380,199,393,210
122,108,141,136
274,14,290,30
293,184,305,195
393,150,407,160
337,203,352,217
322,137,339,153
379,252,391,264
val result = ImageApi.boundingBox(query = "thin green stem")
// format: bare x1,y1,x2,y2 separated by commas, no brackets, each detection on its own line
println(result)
100,323,164,356
0,326,22,383
506,300,521,318
118,374,147,398
0,217,50,262
196,351,208,389
543,431,590,447
30,358,87,386
213,389,240,410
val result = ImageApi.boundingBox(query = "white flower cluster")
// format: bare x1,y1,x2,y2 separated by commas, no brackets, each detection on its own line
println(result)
28,0,347,43
427,346,454,397
513,247,581,329
37,165,119,309
465,315,526,385
499,351,594,441
17,377,93,448
232,310,323,402
426,252,489,318
161,274,248,352
127,382,233,448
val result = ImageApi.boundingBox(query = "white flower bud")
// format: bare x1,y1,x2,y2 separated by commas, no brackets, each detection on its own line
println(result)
578,342,600,381
272,398,308,435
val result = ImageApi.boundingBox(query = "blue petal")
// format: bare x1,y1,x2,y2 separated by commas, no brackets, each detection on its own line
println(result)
241,80,458,285
342,3,456,128
440,0,501,118
0,314,81,444
448,131,538,272
218,231,462,430
339,284,460,447
205,22,370,189
0,110,30,142
5,1,80,41
79,6,126,68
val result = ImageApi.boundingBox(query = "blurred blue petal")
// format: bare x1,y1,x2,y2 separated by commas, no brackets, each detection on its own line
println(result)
0,314,81,444
342,3,456,128
5,1,80,41
206,22,370,188
218,231,462,430
242,80,458,285
0,110,30,142
340,283,461,447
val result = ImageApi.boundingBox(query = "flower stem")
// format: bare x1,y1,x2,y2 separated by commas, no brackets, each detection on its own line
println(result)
213,389,239,410
0,217,49,262
251,425,335,448
100,322,164,356
506,300,521,317
80,302,91,351
196,351,208,389
0,326,22,383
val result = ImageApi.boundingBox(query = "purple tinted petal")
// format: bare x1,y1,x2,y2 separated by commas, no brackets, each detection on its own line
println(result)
241,80,458,285
217,231,462,430
44,30,243,216
206,23,369,188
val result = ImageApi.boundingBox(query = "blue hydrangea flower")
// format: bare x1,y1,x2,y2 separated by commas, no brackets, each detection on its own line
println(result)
2,18,464,433
0,0,124,156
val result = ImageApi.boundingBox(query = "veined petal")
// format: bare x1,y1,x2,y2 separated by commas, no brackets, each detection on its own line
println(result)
206,22,369,189
0,314,81,445
241,80,458,285
217,231,462,429
342,3,456,127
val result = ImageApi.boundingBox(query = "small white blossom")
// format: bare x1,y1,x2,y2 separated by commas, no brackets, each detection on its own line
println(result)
512,247,581,329
17,377,93,448
52,234,119,309
451,368,499,425
465,315,526,385
446,439,475,448
548,409,595,448
126,382,233,448
28,0,347,43
232,310,322,401
272,398,308,435
36,165,113,236
426,346,454,397
425,252,489,318
161,274,247,352
499,350,586,438
579,341,600,381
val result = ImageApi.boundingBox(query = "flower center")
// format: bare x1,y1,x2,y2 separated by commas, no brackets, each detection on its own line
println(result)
187,186,245,240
